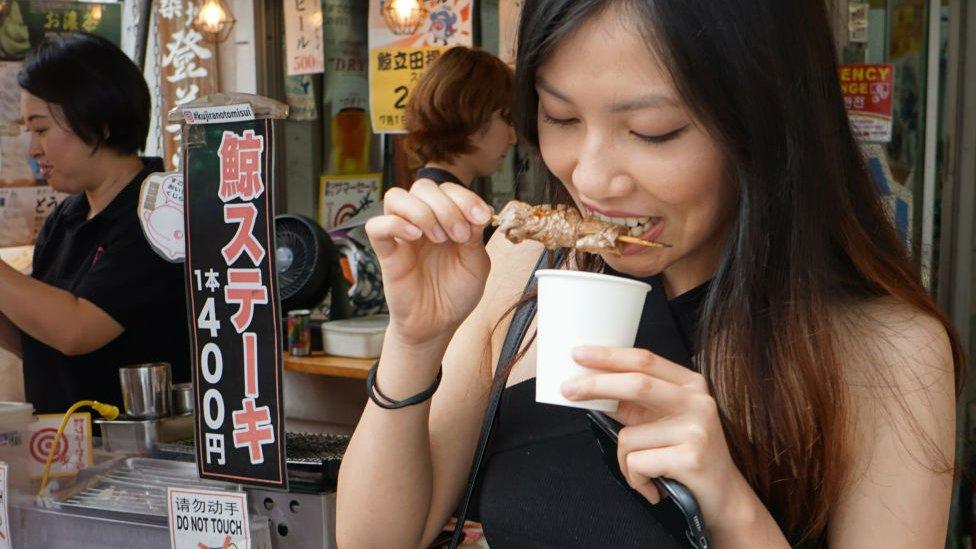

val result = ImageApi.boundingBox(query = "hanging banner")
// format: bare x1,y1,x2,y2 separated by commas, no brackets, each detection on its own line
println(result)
368,0,473,133
498,0,522,67
0,1,122,61
284,0,325,76
156,1,219,171
324,0,370,173
183,117,287,489
839,64,894,143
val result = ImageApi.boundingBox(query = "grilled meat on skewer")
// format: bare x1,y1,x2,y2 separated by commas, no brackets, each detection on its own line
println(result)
492,200,662,254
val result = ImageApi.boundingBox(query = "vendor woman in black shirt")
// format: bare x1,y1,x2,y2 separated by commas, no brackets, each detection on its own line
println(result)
0,33,190,413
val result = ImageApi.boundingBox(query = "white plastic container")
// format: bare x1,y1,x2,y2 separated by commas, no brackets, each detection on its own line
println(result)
0,401,35,494
321,314,389,358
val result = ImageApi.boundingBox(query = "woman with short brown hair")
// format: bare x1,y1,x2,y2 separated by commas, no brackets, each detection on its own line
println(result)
404,46,515,188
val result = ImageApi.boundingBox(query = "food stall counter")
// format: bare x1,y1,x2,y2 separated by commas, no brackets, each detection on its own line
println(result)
283,352,374,379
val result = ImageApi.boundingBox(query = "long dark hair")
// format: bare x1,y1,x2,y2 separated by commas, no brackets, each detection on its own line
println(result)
505,0,964,544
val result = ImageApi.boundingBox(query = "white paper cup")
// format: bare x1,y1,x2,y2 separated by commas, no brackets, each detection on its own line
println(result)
534,269,651,412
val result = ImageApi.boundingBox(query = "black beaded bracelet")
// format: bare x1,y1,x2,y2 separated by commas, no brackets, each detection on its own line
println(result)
366,361,442,409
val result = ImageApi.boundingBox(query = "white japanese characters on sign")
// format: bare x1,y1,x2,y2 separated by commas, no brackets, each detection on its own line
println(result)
157,1,219,171
167,487,250,549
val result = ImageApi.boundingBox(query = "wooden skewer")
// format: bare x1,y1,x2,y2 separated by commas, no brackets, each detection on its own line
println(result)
490,215,670,249
617,235,669,248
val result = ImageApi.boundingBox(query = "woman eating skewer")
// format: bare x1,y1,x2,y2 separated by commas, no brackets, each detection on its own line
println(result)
337,1,962,547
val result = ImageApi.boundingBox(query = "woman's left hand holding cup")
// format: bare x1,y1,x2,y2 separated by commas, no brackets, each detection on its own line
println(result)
561,345,761,537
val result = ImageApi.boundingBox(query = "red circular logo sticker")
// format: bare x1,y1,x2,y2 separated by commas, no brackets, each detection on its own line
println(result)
29,428,68,464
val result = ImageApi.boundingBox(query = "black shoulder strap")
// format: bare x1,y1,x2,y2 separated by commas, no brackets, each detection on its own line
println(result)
449,250,553,547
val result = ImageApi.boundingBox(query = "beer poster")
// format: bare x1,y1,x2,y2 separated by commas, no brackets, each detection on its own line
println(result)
324,0,371,173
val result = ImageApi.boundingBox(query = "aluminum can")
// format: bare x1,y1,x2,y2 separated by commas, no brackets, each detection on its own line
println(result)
287,309,312,356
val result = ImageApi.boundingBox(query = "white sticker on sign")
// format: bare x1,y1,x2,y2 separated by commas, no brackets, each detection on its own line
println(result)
0,462,11,548
139,172,186,263
168,487,250,549
181,104,256,125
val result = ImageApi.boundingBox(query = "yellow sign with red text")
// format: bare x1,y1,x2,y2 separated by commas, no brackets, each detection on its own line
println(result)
367,0,473,134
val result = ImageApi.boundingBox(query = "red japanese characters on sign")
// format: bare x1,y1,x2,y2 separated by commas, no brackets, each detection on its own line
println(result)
839,64,895,143
195,129,275,469
211,130,276,468
218,130,266,202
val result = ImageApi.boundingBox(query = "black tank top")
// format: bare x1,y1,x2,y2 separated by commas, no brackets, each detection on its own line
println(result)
474,271,709,547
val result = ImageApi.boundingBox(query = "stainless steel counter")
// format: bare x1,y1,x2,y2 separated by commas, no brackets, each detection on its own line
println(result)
10,457,274,548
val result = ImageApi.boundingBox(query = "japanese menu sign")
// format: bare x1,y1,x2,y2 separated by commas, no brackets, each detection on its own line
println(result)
183,118,287,489
839,64,894,143
157,0,220,170
0,1,122,61
318,173,381,229
167,487,250,549
285,0,325,75
368,0,473,133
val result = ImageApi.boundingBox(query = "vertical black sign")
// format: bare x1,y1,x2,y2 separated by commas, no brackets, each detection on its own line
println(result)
183,118,287,489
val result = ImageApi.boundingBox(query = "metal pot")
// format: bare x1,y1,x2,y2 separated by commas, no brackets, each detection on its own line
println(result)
172,382,194,415
118,363,172,419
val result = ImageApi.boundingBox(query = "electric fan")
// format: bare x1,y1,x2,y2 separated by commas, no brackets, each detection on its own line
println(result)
274,214,351,319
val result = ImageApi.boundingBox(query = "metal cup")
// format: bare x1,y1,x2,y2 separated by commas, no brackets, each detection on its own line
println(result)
118,363,172,419
172,382,194,415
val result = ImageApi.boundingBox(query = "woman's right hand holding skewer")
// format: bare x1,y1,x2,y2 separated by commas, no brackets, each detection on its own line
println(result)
366,179,494,349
